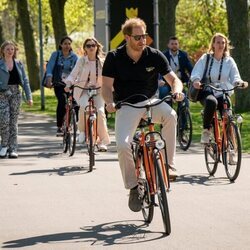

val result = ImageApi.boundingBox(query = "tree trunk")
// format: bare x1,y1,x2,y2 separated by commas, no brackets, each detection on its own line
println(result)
225,0,250,112
0,19,4,45
49,0,67,49
158,0,179,51
16,0,40,90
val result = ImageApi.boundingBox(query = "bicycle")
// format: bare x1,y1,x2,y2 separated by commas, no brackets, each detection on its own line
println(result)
61,83,77,156
116,94,174,235
160,86,192,151
74,85,101,172
202,83,244,182
176,97,192,151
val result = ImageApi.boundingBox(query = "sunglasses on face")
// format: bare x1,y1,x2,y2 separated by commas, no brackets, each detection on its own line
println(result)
130,33,148,41
85,44,97,48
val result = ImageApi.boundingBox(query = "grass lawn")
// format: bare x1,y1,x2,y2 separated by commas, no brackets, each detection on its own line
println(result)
21,89,250,153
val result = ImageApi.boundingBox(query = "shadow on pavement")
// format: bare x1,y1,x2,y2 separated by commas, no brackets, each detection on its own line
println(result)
174,173,232,186
9,166,92,176
2,220,167,248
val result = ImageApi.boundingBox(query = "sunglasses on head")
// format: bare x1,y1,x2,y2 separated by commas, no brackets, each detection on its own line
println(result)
130,33,148,41
85,44,97,48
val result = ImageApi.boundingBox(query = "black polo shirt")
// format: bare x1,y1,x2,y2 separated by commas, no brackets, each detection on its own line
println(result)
102,44,172,104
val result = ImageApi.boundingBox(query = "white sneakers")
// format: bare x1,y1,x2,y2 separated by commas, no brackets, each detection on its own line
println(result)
78,132,85,143
98,143,107,152
201,129,212,144
0,147,18,158
0,147,8,157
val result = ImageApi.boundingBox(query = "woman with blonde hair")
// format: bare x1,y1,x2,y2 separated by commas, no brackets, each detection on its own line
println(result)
190,33,248,145
65,37,110,151
0,40,33,158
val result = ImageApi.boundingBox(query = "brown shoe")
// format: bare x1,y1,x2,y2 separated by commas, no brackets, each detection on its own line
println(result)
169,167,178,181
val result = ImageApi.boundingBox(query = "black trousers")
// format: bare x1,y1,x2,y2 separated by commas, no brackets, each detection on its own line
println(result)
199,90,230,129
54,86,79,128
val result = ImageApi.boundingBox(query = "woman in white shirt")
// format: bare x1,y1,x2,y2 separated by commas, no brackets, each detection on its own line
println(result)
65,37,110,151
190,33,248,144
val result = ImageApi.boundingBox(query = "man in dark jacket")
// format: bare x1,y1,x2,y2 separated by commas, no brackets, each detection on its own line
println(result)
159,36,193,99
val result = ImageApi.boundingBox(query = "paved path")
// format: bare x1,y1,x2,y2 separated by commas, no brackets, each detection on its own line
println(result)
0,112,250,250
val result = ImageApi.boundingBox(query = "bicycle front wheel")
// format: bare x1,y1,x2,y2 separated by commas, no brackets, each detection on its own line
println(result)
68,109,77,156
223,121,242,182
204,142,219,176
88,119,95,172
62,118,68,153
154,151,171,235
177,108,192,151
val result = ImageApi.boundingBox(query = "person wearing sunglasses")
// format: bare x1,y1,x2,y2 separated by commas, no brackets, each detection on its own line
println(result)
102,18,184,212
64,37,110,152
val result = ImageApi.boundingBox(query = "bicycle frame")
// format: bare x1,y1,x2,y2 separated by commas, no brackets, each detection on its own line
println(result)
84,89,98,145
135,117,170,194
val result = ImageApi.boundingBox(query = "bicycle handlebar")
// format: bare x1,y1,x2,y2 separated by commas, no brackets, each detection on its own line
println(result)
203,82,247,92
115,94,175,110
70,85,101,91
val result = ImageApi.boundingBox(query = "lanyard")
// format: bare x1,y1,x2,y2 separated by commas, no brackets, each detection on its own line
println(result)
208,56,224,83
87,59,99,84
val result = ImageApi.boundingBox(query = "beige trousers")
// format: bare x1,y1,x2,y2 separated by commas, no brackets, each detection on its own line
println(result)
115,98,177,189
78,92,110,145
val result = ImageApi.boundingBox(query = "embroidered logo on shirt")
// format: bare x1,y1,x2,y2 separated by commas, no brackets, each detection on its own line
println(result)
146,67,155,72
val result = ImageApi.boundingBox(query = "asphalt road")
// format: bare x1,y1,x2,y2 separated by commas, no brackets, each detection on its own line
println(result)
0,112,250,250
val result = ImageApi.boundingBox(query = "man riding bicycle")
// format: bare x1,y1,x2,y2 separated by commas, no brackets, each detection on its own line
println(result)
102,18,183,212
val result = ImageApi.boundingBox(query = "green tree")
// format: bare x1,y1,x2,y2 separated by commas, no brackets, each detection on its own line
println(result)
176,0,227,61
159,0,179,50
15,0,39,90
49,0,67,49
225,0,250,111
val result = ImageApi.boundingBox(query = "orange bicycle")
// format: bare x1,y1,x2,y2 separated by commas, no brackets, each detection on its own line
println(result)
203,83,244,182
74,85,101,172
116,94,174,235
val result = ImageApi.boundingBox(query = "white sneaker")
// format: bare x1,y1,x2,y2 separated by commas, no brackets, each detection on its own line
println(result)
9,150,18,159
78,132,85,143
0,147,8,157
201,129,211,144
229,151,237,165
98,143,107,152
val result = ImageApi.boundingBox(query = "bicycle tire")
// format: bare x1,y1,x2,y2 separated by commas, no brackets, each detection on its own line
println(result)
177,108,192,151
204,124,219,176
222,121,242,182
135,149,154,223
154,150,171,235
68,109,77,156
88,119,95,172
62,118,68,153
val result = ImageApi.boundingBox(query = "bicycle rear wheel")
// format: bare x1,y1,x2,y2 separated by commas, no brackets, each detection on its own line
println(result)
68,109,77,156
222,121,242,182
177,108,192,151
88,119,95,172
154,150,171,235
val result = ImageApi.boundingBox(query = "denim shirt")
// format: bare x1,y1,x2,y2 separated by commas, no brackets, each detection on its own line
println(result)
0,58,32,100
46,50,78,80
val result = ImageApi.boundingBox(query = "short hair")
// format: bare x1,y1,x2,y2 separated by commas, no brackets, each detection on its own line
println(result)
0,40,18,59
208,33,232,57
121,18,147,36
168,36,178,42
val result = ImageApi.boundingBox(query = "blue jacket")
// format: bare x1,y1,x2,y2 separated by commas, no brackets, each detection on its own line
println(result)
46,50,78,79
163,49,193,83
0,58,32,100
